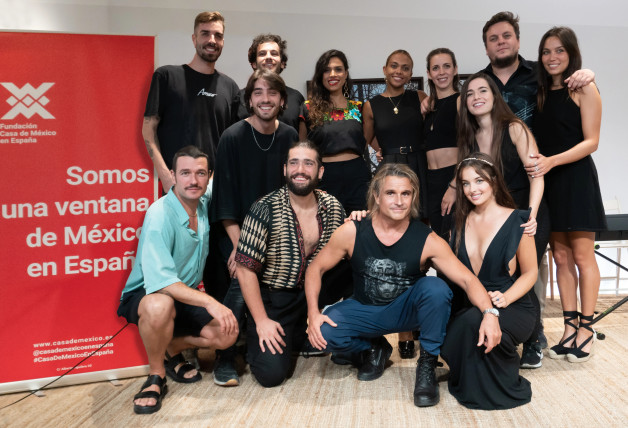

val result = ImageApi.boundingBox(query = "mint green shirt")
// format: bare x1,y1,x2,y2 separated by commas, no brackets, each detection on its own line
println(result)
120,187,211,297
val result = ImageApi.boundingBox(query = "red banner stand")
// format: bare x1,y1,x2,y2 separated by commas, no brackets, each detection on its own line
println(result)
0,32,155,394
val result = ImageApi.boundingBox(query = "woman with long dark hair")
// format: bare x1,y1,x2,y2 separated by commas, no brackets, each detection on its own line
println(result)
423,48,460,238
299,49,370,213
457,72,548,367
441,153,537,410
528,27,604,363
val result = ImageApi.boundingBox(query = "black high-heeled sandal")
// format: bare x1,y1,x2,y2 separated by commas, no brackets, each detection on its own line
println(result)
548,310,579,359
567,314,595,363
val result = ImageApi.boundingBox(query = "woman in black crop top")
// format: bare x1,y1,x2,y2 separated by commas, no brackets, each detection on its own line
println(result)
362,49,428,358
299,49,370,213
423,48,460,238
528,27,604,363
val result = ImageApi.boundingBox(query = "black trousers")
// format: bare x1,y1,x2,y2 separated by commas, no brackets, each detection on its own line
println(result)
247,260,353,387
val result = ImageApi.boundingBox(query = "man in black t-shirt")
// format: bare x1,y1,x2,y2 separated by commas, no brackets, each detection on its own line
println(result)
209,68,299,387
305,164,501,407
236,34,305,132
142,11,239,192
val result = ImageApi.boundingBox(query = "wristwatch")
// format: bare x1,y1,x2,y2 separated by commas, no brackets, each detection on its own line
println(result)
482,308,500,318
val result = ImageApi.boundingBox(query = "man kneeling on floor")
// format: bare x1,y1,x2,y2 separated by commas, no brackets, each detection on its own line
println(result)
235,140,350,387
305,163,501,407
117,146,238,414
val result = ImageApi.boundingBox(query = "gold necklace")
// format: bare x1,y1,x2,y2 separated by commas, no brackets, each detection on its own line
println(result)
387,91,404,114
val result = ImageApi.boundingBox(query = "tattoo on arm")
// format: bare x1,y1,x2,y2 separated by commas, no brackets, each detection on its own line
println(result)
144,139,154,158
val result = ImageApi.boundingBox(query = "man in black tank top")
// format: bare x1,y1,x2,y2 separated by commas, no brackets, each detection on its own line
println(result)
305,164,502,408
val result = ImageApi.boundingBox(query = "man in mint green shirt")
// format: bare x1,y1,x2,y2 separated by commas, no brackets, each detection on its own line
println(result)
117,146,238,415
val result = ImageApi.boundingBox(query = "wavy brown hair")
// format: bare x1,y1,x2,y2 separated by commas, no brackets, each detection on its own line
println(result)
308,49,352,128
453,152,515,255
457,72,528,174
367,163,420,220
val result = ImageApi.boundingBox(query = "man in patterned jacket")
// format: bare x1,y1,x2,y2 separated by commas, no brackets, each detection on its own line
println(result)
234,140,350,387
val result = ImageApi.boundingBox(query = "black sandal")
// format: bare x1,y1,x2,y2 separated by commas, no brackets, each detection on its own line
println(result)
567,314,595,363
133,374,167,415
548,311,578,359
165,351,202,383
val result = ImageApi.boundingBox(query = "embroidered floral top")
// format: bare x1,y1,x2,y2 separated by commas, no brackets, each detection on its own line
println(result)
299,100,367,156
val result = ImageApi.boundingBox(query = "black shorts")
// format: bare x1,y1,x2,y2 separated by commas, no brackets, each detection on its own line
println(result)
117,287,213,337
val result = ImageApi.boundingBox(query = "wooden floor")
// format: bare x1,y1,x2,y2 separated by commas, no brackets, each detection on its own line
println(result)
1,297,627,428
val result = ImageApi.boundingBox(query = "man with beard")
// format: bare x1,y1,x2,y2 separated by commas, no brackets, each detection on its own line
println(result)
480,11,595,370
209,69,299,386
143,11,239,191
236,34,305,132
481,11,593,127
234,141,346,387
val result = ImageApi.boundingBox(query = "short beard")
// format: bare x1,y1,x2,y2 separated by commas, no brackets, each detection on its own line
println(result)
196,44,220,63
286,175,319,196
492,53,518,69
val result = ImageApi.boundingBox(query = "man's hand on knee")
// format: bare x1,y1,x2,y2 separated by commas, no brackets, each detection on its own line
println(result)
256,318,286,354
206,300,238,336
307,311,337,350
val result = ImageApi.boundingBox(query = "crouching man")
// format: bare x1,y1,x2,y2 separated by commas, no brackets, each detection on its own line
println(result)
117,146,238,414
305,163,501,407
235,140,350,387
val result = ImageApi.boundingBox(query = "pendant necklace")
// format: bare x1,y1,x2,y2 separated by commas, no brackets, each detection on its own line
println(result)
387,91,404,115
250,122,276,151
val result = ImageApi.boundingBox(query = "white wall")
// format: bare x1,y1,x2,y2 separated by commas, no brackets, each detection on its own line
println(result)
3,0,628,211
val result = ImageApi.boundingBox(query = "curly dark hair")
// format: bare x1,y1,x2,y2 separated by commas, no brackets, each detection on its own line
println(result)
247,34,288,73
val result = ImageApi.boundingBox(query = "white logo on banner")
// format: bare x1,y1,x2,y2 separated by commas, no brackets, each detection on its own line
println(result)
1,83,55,119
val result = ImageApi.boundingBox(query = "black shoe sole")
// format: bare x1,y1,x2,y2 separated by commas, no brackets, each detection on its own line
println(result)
414,392,439,407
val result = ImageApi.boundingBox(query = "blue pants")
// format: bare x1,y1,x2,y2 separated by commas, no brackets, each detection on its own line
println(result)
321,277,452,356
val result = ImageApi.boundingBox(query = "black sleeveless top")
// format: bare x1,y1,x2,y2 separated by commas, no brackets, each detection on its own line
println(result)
351,217,430,305
424,93,459,151
474,128,529,209
370,90,423,151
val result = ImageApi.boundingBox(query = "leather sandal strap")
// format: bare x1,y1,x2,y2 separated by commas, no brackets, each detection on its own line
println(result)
134,390,161,400
164,353,186,370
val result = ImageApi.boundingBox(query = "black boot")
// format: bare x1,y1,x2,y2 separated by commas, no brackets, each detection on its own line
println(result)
357,336,392,381
414,348,439,407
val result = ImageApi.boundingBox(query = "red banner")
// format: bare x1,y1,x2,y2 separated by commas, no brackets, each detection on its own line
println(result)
0,33,155,392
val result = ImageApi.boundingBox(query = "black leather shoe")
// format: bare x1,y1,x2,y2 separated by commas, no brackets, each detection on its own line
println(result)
357,337,392,381
398,340,416,359
414,349,439,407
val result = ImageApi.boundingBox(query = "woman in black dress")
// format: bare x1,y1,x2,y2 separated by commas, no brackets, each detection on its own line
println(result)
441,153,537,410
299,49,370,213
528,27,604,363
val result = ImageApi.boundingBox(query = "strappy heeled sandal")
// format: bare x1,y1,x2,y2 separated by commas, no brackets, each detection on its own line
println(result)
548,310,579,359
567,314,595,363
